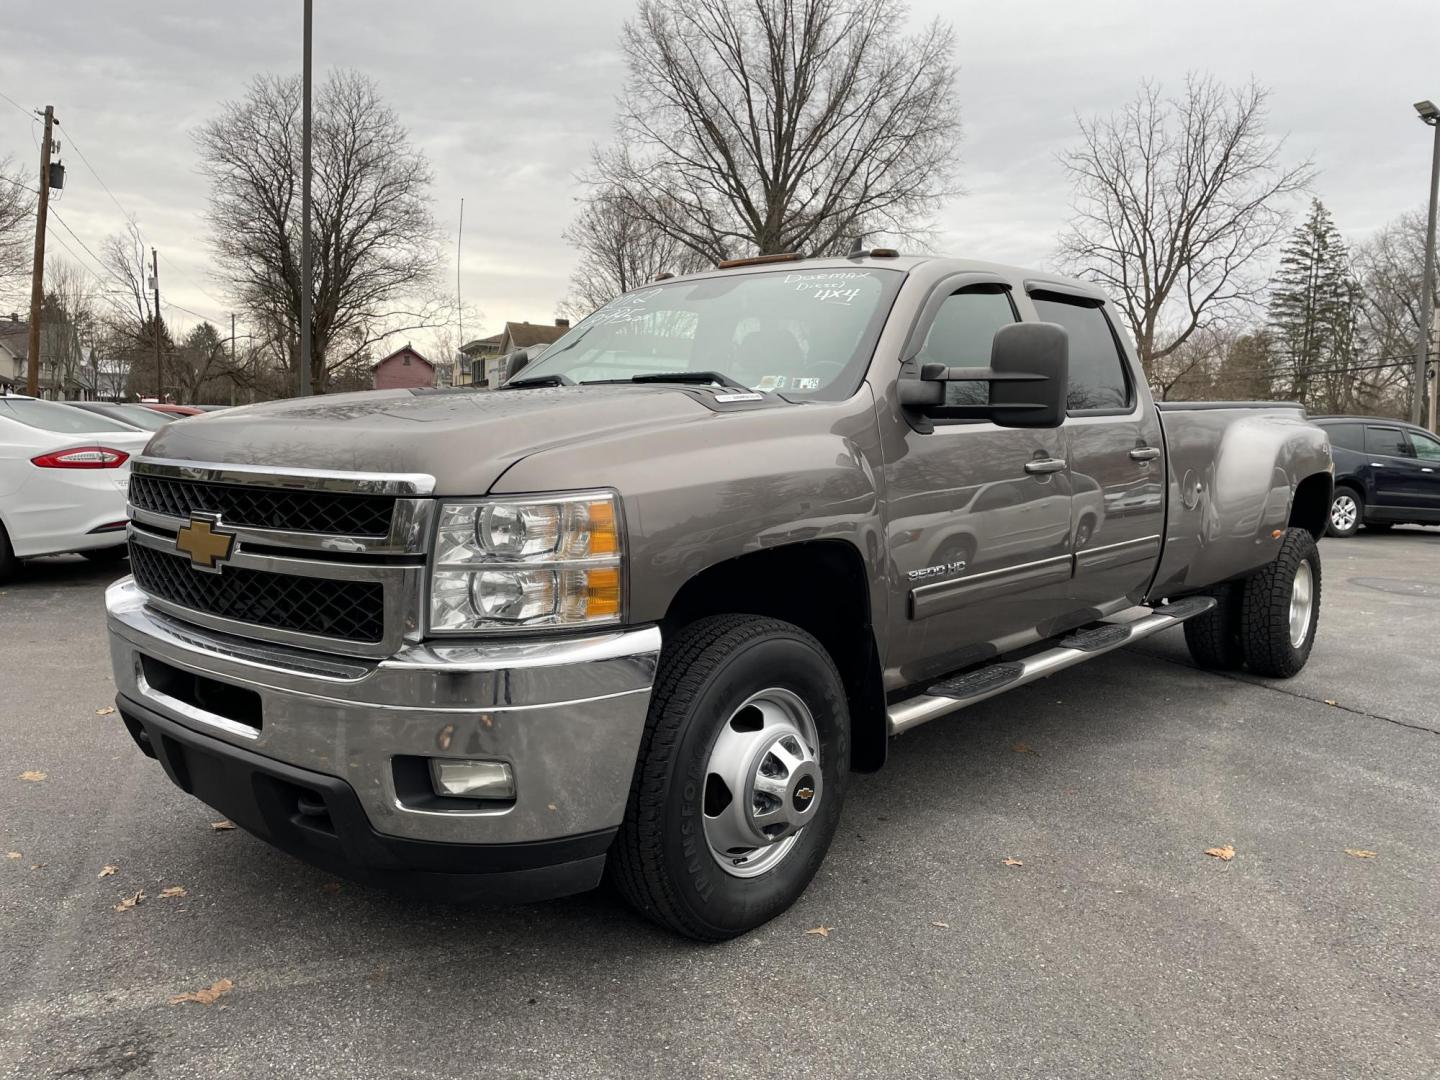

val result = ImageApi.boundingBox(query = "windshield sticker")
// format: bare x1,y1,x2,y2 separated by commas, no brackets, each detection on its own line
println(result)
784,271,869,305
756,375,789,391
590,288,664,326
794,377,821,391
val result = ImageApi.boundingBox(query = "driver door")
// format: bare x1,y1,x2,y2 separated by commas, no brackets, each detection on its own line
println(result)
880,281,1075,690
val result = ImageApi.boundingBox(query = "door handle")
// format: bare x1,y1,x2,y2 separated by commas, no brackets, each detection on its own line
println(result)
1024,458,1067,475
1424,468,1435,473
1370,463,1385,467
1129,446,1161,462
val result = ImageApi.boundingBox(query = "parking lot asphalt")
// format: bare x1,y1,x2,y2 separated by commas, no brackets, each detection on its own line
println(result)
1,531,1437,1080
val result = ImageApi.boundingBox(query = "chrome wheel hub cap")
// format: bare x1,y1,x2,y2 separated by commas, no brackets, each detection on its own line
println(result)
1289,560,1315,648
702,688,822,879
1330,494,1357,531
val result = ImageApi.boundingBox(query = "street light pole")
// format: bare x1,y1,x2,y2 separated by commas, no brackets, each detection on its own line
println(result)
1414,100,1440,428
299,0,314,397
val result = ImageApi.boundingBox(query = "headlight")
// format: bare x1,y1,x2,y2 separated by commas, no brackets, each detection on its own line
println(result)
429,492,623,632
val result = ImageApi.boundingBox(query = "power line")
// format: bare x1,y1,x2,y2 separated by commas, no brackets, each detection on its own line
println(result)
0,87,31,120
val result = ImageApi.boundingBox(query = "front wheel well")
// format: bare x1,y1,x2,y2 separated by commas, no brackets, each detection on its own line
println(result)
1289,472,1334,540
660,540,886,773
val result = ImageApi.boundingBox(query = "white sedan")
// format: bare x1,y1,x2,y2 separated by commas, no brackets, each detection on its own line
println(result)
0,396,153,580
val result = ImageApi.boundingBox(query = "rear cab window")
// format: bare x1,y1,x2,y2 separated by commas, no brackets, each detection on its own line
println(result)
1029,293,1131,413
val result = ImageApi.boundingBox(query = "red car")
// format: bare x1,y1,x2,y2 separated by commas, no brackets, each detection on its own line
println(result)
141,403,205,418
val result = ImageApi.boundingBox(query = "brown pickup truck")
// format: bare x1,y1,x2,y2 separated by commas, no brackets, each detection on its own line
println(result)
106,253,1332,939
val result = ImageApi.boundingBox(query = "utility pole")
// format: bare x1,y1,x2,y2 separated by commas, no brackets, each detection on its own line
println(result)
298,0,314,396
151,248,162,402
1430,312,1440,435
230,313,237,406
25,105,56,398
457,197,464,386
1413,100,1440,427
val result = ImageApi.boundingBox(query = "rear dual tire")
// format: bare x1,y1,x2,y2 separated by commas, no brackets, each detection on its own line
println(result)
1182,527,1321,678
610,615,848,941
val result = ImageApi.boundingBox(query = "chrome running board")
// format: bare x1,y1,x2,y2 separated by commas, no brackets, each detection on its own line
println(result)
885,596,1216,736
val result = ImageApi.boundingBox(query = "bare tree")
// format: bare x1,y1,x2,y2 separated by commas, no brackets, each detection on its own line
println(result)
1353,209,1438,417
0,156,35,304
560,188,709,318
41,257,99,398
592,0,960,263
1058,75,1313,381
100,218,154,328
195,70,448,393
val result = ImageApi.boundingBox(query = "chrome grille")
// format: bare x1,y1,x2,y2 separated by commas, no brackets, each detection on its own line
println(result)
129,474,393,537
130,543,385,644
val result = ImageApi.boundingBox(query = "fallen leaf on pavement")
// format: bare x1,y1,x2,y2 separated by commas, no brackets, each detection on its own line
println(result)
19,771,46,782
160,886,187,898
1344,849,1377,859
1323,699,1339,707
99,865,119,877
209,820,236,831
5,852,20,860
1012,742,1039,755
320,882,343,894
168,979,234,1006
804,926,834,938
1204,845,1235,861
1002,858,1024,867
114,890,145,912
95,706,115,717
930,921,950,929
30,864,45,871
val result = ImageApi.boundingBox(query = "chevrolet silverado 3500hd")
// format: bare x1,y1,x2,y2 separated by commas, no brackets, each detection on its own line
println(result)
106,253,1332,939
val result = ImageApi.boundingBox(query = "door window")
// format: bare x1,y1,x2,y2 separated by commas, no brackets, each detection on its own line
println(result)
915,287,1017,406
1408,430,1440,462
1364,426,1413,458
1030,294,1131,412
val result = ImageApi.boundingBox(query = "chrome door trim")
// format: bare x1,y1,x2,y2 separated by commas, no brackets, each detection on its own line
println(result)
132,456,437,497
1074,533,1163,573
909,553,1072,620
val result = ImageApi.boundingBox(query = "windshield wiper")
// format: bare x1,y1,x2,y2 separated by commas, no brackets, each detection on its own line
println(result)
503,373,574,389
627,371,753,391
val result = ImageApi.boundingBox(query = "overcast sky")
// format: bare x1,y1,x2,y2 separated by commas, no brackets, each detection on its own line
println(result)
1,0,1434,357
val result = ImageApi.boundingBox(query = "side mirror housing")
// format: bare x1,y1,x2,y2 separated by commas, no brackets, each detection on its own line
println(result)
897,322,1068,429
498,347,534,386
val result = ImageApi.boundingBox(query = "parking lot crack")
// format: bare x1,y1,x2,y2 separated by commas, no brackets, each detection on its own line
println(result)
1128,647,1440,737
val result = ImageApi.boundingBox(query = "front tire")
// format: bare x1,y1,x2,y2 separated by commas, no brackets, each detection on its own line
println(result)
611,615,848,941
1326,488,1361,537
0,523,15,584
1239,527,1321,678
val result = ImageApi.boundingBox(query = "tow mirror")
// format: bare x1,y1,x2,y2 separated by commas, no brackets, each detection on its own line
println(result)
498,347,534,385
897,322,1068,429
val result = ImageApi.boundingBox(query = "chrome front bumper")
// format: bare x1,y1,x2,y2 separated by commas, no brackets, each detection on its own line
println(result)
105,577,660,847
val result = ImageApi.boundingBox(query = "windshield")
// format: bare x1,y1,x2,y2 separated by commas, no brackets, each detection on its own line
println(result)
518,267,903,399
0,398,138,434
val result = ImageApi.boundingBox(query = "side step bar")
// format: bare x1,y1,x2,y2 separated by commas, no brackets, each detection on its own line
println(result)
886,596,1216,736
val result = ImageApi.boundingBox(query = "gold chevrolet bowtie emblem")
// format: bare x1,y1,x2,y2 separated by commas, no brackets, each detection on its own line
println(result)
175,517,235,570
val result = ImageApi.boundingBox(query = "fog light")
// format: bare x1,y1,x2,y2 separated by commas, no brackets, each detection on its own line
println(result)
429,759,515,800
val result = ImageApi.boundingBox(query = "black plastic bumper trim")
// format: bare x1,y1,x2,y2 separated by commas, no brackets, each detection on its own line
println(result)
116,694,614,903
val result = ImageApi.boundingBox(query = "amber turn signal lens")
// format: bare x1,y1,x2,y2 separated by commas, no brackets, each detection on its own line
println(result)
586,566,621,617
587,500,618,555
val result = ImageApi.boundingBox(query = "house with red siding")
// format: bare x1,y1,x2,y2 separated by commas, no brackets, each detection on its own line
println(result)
371,344,435,391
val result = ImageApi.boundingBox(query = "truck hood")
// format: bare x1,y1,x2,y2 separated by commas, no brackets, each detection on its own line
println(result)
142,386,713,495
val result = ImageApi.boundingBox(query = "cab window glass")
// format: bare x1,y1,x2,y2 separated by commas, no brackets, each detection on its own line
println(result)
1322,422,1364,452
916,287,1017,406
1364,426,1413,458
1030,294,1131,412
1409,430,1440,461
